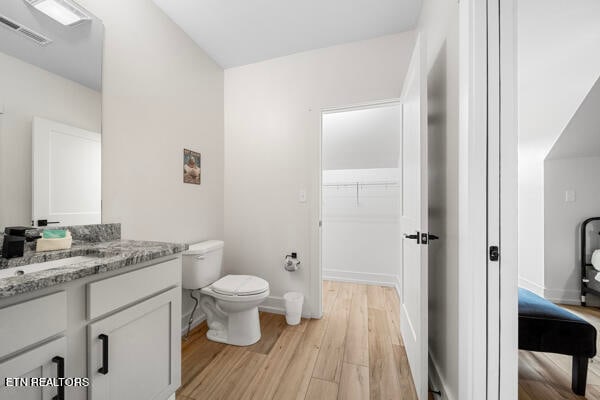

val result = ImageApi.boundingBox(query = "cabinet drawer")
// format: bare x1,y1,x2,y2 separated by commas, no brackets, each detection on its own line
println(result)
0,292,66,359
87,258,181,320
0,337,66,400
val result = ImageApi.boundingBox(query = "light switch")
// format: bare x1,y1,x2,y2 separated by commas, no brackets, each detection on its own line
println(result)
565,189,576,202
299,189,307,203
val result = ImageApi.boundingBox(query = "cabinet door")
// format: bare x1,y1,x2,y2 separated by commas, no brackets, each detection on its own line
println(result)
88,287,181,400
0,337,67,400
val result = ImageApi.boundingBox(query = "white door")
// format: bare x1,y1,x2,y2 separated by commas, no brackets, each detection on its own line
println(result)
88,288,181,400
400,35,428,400
32,117,101,227
0,337,67,400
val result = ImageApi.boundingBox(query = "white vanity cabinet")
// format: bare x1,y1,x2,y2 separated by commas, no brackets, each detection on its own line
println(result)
87,288,181,400
0,255,182,400
0,337,67,400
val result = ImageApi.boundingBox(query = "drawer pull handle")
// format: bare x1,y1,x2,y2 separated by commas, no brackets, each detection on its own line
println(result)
98,334,109,375
52,356,65,400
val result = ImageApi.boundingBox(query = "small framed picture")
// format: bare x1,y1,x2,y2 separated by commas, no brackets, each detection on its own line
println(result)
183,149,201,185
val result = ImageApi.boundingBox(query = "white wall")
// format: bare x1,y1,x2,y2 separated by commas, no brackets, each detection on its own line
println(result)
322,105,401,170
517,0,600,293
224,32,416,316
79,0,224,245
418,0,460,399
544,157,600,303
0,51,101,229
78,0,225,331
322,168,401,285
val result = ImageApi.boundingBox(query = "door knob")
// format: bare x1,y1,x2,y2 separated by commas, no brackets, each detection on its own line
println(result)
404,232,421,244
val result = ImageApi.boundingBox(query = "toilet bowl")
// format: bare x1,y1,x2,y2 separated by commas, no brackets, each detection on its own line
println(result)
200,275,269,345
182,241,269,346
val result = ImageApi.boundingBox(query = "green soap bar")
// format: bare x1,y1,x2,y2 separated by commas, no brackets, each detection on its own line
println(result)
43,230,67,239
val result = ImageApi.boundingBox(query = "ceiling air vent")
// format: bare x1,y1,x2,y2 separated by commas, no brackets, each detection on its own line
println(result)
0,14,52,46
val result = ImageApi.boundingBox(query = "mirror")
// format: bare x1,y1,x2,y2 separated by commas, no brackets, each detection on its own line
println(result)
0,0,103,229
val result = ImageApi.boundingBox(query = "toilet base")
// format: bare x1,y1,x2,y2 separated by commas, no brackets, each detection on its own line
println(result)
199,295,263,346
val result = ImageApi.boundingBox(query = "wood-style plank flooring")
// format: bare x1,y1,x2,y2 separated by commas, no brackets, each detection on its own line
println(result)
178,280,418,400
519,305,600,399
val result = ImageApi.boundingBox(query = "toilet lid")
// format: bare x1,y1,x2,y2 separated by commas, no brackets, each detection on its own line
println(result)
211,275,269,296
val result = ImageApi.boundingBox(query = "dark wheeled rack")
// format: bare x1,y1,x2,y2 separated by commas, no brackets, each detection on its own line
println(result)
580,217,600,306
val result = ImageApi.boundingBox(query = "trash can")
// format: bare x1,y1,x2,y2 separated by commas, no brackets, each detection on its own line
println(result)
283,292,304,325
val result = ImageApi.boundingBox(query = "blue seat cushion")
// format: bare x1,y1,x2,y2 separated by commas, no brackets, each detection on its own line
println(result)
519,288,597,358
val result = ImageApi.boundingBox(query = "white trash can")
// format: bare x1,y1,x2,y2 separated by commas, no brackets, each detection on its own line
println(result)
283,292,304,325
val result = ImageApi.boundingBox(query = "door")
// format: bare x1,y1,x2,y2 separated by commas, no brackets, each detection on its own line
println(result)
88,288,181,400
400,35,429,400
0,337,67,400
32,117,101,227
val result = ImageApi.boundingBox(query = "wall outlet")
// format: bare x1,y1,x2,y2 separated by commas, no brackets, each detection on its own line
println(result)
565,189,576,203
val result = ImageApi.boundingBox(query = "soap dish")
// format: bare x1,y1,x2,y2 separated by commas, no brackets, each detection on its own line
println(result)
36,231,73,252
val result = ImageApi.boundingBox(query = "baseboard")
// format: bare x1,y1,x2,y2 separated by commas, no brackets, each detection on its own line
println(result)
518,276,545,296
259,295,313,318
428,354,455,400
323,269,398,287
518,278,583,305
543,287,581,305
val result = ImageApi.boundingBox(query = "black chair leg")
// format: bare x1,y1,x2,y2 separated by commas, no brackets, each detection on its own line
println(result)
572,356,589,396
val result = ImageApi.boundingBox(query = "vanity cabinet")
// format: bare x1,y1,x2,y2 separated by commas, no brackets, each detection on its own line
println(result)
87,287,181,400
0,255,182,400
0,337,67,400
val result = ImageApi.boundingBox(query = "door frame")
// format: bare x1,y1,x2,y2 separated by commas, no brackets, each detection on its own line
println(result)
457,0,518,398
310,97,402,320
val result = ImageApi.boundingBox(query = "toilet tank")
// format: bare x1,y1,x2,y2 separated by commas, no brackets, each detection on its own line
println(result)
182,240,224,290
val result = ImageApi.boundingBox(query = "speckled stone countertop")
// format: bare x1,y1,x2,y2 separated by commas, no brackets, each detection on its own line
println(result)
0,224,188,298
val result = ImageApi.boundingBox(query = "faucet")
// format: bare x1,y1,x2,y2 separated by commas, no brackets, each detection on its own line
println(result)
1,227,40,259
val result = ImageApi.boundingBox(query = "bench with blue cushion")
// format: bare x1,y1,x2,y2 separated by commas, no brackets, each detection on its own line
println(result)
519,288,597,395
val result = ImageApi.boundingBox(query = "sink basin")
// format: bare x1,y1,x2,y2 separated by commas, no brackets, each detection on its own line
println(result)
0,256,99,279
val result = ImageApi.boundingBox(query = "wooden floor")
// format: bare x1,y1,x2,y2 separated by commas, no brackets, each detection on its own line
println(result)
519,305,600,399
178,280,418,400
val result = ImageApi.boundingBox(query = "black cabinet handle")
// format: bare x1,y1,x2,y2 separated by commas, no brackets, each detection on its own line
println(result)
429,234,440,240
52,356,65,400
98,334,109,375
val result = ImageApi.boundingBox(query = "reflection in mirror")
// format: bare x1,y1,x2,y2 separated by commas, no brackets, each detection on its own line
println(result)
0,0,103,230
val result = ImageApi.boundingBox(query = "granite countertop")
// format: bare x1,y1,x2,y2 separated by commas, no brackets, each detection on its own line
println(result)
0,239,188,299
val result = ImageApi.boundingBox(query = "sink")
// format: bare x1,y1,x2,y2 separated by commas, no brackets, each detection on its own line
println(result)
0,256,99,279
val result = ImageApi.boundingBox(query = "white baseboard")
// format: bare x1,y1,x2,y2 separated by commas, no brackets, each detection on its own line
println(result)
180,295,311,335
518,276,545,296
323,269,398,287
518,277,583,305
428,354,455,400
543,287,581,305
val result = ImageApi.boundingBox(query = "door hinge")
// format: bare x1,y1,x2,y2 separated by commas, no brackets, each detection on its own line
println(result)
489,245,500,262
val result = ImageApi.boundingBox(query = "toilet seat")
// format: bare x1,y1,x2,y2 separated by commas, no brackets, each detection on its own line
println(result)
211,275,269,296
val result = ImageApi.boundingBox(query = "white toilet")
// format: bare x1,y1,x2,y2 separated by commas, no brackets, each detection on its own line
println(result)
182,240,269,346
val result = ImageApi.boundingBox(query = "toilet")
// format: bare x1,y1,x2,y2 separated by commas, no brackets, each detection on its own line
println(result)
182,240,269,346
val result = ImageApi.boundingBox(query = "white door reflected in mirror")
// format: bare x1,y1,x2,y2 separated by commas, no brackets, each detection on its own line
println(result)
32,117,101,227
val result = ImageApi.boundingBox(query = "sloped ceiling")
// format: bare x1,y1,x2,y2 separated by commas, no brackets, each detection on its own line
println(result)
152,0,421,68
518,0,600,158
547,76,600,160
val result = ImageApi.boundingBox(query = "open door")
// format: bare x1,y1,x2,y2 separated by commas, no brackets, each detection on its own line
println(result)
400,35,429,400
32,117,101,227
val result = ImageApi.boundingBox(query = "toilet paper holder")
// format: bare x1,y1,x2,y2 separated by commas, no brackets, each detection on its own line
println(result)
284,253,301,271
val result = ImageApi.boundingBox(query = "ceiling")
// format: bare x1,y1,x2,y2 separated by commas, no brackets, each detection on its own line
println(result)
152,0,421,68
547,75,600,160
0,1,103,91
